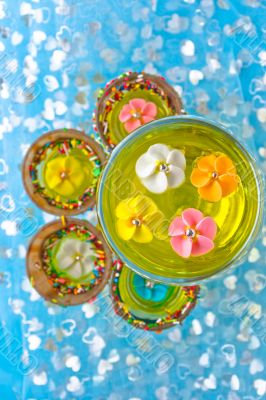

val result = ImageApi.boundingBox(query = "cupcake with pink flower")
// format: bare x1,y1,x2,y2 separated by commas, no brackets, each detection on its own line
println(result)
93,71,184,148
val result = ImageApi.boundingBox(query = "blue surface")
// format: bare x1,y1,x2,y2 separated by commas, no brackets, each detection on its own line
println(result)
0,0,266,399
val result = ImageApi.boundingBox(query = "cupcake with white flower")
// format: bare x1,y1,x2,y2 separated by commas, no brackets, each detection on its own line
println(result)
135,143,186,194
27,219,112,306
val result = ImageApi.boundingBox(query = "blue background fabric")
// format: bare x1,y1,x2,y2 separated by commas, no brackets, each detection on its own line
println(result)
0,0,266,399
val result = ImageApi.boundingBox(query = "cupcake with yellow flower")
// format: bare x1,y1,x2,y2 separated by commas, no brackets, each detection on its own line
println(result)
23,129,106,216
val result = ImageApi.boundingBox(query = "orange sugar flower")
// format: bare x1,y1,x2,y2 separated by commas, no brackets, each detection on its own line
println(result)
190,154,239,202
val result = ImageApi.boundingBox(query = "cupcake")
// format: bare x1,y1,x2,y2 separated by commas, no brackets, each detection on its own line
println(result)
110,260,200,331
23,129,106,216
27,219,112,306
94,71,184,148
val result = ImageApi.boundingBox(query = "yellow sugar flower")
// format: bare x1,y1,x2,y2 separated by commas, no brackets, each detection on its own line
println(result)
44,156,85,197
115,195,158,243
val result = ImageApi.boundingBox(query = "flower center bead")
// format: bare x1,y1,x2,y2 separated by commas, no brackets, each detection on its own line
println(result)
132,218,141,226
159,162,170,173
185,228,196,238
75,254,81,261
132,111,141,118
145,280,155,289
60,171,68,180
211,171,219,179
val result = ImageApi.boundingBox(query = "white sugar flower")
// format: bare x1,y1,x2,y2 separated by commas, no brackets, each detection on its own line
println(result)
55,238,95,280
135,144,186,194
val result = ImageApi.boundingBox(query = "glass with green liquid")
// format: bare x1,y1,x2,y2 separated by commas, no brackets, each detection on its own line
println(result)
97,116,263,285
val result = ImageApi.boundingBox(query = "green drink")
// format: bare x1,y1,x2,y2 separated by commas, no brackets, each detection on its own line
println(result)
97,116,263,284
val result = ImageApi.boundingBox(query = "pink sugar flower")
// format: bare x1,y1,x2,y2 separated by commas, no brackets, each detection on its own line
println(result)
169,208,217,258
119,98,157,133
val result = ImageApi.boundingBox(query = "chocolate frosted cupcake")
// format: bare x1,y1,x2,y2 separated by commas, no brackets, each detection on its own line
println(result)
27,219,112,306
94,72,184,148
23,129,106,216
111,260,200,331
